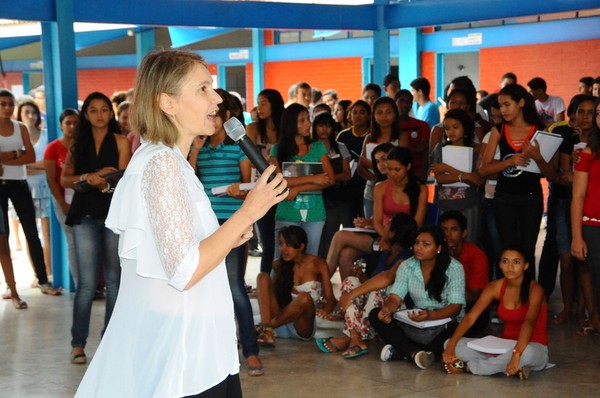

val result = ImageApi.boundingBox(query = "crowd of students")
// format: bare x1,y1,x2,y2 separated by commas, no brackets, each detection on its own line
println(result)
0,70,599,381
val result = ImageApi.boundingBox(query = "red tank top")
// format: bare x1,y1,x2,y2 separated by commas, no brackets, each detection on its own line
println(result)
383,179,410,227
498,278,548,345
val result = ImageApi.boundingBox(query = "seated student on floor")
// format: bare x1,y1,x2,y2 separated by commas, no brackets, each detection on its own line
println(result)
326,145,427,281
442,244,548,380
316,213,417,359
368,225,465,370
439,210,490,336
255,225,335,346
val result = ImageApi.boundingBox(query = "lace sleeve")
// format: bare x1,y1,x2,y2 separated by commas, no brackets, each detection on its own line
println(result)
142,151,199,290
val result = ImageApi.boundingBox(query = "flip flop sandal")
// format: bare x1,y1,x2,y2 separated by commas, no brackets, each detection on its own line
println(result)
444,360,466,374
316,337,343,353
342,345,369,359
12,297,27,310
70,352,87,365
577,326,600,336
2,288,12,300
248,366,264,377
517,366,530,380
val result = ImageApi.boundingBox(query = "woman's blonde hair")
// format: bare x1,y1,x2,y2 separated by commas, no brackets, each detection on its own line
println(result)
131,50,207,146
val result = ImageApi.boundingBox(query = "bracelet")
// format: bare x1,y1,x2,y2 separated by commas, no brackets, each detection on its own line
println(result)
512,348,522,356
79,173,88,182
101,182,114,194
458,173,463,183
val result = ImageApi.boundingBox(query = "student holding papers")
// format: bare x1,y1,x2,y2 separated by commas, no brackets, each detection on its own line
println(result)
479,84,558,279
189,89,264,376
430,109,483,244
442,245,548,380
368,225,465,369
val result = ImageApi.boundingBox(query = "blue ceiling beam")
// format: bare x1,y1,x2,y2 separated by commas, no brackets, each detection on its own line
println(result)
72,0,377,30
0,36,39,51
168,27,235,48
74,28,130,50
2,0,598,31
0,0,56,22
384,0,600,28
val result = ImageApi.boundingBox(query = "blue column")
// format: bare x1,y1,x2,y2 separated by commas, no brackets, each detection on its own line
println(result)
251,28,265,104
398,28,421,90
136,28,155,67
372,0,389,86
41,0,78,291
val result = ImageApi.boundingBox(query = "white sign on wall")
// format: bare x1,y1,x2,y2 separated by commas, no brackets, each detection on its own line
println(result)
229,49,249,60
452,33,482,47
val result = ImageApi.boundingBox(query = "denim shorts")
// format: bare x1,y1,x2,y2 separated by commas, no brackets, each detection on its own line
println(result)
275,321,316,341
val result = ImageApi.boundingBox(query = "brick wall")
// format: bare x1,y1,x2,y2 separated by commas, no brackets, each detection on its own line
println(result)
77,68,137,100
246,57,364,109
479,39,600,106
421,51,436,98
0,72,24,93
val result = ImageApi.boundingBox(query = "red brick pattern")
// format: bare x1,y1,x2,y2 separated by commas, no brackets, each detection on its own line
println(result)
479,39,600,105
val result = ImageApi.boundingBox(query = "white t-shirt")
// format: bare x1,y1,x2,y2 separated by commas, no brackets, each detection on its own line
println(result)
75,143,239,397
535,95,565,125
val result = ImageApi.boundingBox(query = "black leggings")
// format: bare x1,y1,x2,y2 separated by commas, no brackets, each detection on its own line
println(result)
369,308,457,359
0,180,49,284
183,374,242,398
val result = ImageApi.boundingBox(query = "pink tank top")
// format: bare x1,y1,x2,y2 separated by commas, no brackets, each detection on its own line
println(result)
383,179,410,227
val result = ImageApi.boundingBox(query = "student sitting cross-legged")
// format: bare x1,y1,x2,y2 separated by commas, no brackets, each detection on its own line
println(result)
255,226,335,346
442,244,548,379
316,212,417,359
368,225,465,369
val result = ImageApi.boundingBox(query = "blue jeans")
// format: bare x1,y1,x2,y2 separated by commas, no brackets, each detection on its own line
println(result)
274,220,324,259
71,217,121,348
220,220,259,358
256,206,276,274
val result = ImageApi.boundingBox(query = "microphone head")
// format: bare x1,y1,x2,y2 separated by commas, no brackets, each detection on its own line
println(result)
224,118,246,142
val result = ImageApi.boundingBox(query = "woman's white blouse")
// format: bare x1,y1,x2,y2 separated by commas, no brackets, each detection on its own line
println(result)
75,142,239,397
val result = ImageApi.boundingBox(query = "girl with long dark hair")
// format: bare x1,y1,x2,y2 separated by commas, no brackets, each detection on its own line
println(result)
189,88,264,376
0,89,59,297
479,84,557,279
313,111,352,258
358,96,409,218
430,108,483,244
443,245,548,379
369,225,465,369
255,225,335,346
61,91,131,364
247,89,285,274
270,103,334,257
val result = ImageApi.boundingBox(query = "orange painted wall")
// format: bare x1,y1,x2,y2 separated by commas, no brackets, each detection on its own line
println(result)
479,39,600,106
6,39,599,115
421,51,436,97
0,72,24,92
246,57,364,109
77,68,137,100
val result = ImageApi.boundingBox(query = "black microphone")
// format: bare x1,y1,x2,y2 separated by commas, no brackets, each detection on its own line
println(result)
224,117,276,183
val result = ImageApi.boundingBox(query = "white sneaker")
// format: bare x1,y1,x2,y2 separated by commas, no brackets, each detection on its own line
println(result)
380,344,399,361
414,351,435,369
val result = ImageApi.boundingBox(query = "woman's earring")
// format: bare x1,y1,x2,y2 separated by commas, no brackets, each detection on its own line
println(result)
437,250,441,254
171,113,176,118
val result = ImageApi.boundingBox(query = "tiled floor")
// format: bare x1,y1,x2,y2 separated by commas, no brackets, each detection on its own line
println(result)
1,235,599,397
